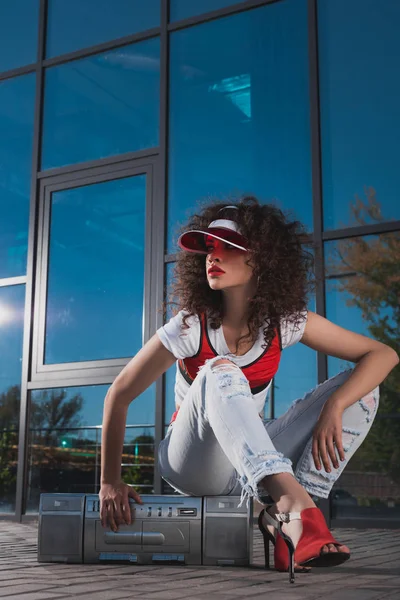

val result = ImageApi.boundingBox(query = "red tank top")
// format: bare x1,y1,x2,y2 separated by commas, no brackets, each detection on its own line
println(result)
170,313,282,423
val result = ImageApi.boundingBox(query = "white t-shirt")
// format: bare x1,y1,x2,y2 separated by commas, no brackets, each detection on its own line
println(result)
157,310,308,418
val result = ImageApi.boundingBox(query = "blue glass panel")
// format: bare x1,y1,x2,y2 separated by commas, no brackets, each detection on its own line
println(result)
42,38,160,169
27,383,155,512
325,234,398,383
0,285,25,513
46,0,160,58
171,0,240,21
318,0,400,230
45,175,147,364
325,233,400,520
0,1,39,72
0,74,35,278
274,294,317,418
168,0,312,252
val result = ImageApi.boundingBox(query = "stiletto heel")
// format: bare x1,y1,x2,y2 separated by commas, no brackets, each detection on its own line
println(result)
257,509,272,569
288,545,295,584
279,525,295,584
258,508,296,583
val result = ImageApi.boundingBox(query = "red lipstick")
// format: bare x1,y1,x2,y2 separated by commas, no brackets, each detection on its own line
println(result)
208,266,225,276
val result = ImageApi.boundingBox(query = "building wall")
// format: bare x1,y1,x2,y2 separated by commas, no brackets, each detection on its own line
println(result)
0,0,398,524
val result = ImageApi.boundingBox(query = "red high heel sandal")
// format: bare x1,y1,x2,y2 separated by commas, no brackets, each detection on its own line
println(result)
258,507,350,584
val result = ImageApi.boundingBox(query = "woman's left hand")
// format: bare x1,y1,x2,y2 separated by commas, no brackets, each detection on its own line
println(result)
312,402,345,472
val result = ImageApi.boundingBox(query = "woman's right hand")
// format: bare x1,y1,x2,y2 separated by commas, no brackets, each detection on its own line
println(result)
99,481,143,532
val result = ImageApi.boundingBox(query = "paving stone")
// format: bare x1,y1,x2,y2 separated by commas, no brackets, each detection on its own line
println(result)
0,523,399,600
0,582,59,595
0,593,65,600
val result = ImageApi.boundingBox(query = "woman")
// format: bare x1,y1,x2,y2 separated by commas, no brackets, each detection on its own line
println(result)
100,198,398,583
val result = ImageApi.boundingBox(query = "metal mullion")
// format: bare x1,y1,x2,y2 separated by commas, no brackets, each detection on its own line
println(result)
0,277,27,287
27,377,113,390
37,147,160,180
308,0,332,525
168,0,279,31
42,28,161,69
308,0,326,380
142,164,155,346
39,162,153,198
322,220,400,241
0,64,37,82
15,0,48,521
153,0,169,495
28,366,130,389
32,184,52,379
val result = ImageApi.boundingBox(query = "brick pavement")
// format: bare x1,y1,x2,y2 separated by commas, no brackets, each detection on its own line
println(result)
0,521,398,600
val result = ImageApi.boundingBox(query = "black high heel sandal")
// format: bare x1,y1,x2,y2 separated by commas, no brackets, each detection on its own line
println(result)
258,508,295,583
257,508,311,584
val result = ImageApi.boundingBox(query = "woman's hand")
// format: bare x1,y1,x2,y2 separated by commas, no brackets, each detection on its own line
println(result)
99,481,143,532
312,402,346,473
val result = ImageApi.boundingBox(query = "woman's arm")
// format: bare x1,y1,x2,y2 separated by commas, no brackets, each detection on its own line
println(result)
300,311,399,473
301,311,399,411
100,333,176,529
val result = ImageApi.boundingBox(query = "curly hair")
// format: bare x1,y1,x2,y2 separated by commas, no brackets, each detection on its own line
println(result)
166,196,315,353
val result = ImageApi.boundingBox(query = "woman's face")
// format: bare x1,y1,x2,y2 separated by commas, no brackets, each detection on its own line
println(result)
205,237,254,290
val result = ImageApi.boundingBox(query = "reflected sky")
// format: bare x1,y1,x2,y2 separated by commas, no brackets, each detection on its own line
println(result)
170,0,243,21
0,73,35,279
42,37,160,169
46,0,160,58
319,0,400,228
0,285,25,405
167,0,312,252
0,1,39,72
325,233,398,379
45,175,146,364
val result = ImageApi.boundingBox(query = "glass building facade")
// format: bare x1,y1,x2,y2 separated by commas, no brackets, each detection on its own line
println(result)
0,0,398,526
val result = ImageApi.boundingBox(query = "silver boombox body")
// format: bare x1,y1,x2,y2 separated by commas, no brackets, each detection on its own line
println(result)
38,493,253,566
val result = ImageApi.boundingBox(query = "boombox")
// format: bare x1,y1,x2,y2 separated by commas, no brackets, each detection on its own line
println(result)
38,493,253,566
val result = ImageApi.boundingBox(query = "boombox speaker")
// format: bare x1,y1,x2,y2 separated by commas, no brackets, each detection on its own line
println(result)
38,493,253,566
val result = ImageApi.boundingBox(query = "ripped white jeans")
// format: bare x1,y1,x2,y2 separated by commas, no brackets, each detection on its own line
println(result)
158,355,380,507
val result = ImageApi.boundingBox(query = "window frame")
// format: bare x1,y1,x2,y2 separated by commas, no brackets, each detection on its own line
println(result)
30,156,159,385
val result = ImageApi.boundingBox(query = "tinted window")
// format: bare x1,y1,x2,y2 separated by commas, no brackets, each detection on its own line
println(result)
168,0,312,252
46,0,160,58
170,0,241,21
45,175,147,364
0,285,25,513
0,74,35,278
274,294,316,418
26,383,156,512
42,38,160,169
318,0,400,229
325,233,400,519
0,1,39,72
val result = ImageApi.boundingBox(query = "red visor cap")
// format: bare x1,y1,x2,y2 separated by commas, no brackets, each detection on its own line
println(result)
178,219,249,254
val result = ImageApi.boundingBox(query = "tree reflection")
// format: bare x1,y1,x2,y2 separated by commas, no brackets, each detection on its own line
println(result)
326,188,400,508
0,386,155,510
30,389,83,445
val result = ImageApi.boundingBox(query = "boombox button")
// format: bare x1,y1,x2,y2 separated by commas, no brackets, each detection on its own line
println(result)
158,509,162,517
147,508,152,517
177,508,197,516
